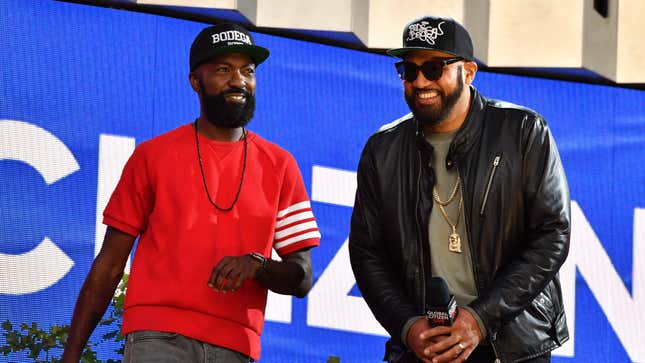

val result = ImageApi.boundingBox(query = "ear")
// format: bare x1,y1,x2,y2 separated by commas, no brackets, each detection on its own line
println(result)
463,61,478,85
188,72,201,93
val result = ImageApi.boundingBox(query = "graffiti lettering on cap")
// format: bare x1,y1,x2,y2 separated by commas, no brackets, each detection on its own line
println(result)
407,21,445,45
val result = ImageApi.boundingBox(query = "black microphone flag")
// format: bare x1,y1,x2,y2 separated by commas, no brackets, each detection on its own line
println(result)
426,277,458,326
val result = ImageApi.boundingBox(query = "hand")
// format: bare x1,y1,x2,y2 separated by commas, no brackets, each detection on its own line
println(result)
406,317,444,363
422,307,484,363
208,254,261,293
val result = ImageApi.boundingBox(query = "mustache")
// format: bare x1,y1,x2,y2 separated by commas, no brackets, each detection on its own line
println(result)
221,87,252,98
414,87,443,95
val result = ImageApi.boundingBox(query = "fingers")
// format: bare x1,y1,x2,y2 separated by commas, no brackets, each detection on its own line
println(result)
430,341,470,363
219,270,241,292
208,256,236,292
409,323,451,362
208,256,227,289
208,255,257,293
422,307,483,362
419,317,483,363
457,342,473,362
420,326,452,340
423,332,460,357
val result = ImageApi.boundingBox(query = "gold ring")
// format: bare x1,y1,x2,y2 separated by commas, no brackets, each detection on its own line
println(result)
458,342,466,351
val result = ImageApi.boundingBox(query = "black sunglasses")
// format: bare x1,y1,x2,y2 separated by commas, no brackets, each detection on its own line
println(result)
395,58,463,82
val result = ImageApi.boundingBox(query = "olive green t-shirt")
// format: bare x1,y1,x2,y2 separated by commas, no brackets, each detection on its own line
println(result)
425,130,478,306
400,130,488,346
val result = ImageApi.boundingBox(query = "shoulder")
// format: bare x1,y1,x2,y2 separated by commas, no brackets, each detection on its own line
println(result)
122,124,191,170
358,113,416,164
481,97,552,149
376,112,414,133
483,97,546,127
134,124,191,156
248,131,298,167
365,112,415,148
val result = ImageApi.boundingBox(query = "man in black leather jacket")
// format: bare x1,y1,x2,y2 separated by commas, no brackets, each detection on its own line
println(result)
349,16,570,363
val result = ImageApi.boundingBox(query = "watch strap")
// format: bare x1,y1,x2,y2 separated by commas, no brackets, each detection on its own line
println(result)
249,252,267,270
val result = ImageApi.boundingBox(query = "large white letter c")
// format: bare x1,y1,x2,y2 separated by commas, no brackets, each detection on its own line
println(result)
0,120,77,295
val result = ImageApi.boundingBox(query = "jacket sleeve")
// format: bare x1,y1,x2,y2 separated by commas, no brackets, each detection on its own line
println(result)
470,115,571,335
348,140,420,344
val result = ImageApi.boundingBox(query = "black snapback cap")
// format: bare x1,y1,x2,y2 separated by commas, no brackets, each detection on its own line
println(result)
387,16,474,61
190,23,270,71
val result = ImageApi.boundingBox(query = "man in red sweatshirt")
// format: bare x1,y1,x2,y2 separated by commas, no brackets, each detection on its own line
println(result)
62,23,320,363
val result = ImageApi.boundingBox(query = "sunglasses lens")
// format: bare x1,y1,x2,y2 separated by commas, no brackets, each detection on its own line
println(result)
396,61,443,82
403,63,419,82
396,58,461,82
395,62,406,80
420,61,443,81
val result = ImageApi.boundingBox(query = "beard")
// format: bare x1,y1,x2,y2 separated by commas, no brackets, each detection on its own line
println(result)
200,80,255,129
405,68,464,127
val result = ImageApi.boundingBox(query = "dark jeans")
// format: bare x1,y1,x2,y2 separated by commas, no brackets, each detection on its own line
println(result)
387,343,551,363
468,344,551,362
123,330,251,363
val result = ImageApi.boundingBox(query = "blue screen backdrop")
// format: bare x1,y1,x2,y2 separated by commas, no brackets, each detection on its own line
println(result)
1,0,644,362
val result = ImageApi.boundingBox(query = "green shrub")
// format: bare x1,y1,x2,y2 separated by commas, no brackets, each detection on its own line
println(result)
0,275,128,363
2,275,340,362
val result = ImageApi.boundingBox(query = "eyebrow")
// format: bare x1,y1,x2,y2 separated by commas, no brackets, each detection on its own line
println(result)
405,57,460,63
211,61,255,68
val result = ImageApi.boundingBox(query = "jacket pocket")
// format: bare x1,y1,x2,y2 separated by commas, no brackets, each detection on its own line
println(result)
531,292,555,322
552,310,568,345
479,154,502,216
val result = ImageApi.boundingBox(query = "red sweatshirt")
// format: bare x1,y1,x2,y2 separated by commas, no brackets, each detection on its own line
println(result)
103,124,320,360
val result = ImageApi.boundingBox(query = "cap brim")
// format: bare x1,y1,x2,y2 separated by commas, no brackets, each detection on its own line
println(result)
386,47,463,59
192,44,270,70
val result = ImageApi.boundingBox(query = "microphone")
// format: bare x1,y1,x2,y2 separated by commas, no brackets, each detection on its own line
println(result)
426,277,458,326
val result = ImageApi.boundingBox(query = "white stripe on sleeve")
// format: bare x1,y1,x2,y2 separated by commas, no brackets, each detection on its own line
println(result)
277,201,311,218
274,231,321,250
274,221,319,240
276,210,315,229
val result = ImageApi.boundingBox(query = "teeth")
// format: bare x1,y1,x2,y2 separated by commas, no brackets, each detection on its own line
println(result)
227,95,245,101
418,90,439,99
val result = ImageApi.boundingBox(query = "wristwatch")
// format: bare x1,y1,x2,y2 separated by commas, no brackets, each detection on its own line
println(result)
249,252,268,271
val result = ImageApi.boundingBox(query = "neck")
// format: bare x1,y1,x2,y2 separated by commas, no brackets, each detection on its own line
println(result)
195,116,244,142
423,87,472,134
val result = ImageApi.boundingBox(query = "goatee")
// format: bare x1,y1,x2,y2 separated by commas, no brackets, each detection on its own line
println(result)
405,68,464,127
200,81,255,129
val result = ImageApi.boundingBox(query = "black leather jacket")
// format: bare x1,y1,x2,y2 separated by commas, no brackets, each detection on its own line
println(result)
349,87,570,363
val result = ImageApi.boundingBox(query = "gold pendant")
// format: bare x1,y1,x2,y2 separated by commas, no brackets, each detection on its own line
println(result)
449,232,462,253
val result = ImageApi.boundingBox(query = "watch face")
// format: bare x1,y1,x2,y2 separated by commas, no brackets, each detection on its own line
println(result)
250,252,266,264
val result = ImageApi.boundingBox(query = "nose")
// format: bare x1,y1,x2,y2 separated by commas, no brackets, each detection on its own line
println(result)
410,69,432,87
228,69,246,89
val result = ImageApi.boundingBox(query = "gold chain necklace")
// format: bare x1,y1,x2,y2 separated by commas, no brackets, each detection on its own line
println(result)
432,175,460,206
432,175,463,253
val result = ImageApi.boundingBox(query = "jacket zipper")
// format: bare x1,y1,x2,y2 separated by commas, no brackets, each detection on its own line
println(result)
490,331,501,363
416,151,426,312
456,159,501,362
492,348,501,363
454,162,479,297
479,154,501,216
